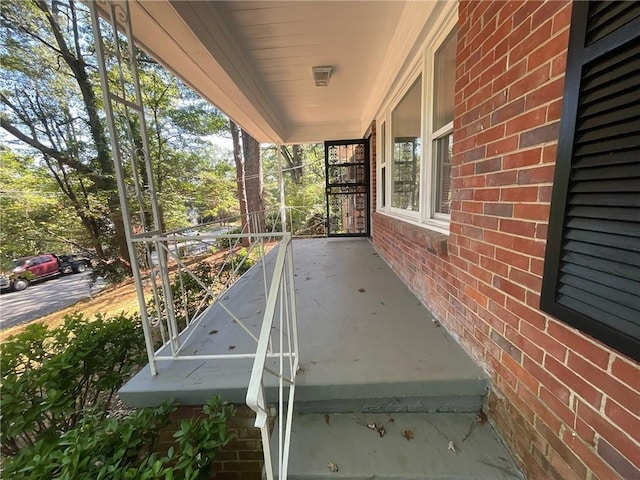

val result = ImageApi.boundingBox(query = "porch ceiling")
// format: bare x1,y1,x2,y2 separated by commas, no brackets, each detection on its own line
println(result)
116,1,440,144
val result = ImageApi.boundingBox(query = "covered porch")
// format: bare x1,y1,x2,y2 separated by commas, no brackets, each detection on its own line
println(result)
120,237,487,412
120,237,525,478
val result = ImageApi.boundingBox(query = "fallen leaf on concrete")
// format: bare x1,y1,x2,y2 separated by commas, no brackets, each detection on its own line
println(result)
402,430,414,440
448,440,456,453
358,288,366,293
324,414,330,425
367,423,385,437
209,329,218,335
432,320,440,328
327,462,339,472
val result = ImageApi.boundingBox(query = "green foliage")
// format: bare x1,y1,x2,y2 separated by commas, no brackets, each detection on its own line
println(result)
1,0,238,270
0,312,147,456
0,149,85,267
262,144,326,235
3,396,235,480
1,311,235,479
233,247,257,275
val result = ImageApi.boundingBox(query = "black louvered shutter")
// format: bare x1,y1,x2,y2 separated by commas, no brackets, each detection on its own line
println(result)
541,1,640,361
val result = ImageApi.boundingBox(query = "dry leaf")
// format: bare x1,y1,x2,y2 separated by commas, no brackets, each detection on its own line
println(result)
209,329,218,335
367,423,385,437
327,462,339,472
402,430,414,440
324,414,330,425
358,288,366,293
448,440,456,453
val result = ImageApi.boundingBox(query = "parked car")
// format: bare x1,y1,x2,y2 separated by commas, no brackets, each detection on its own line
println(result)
2,253,92,292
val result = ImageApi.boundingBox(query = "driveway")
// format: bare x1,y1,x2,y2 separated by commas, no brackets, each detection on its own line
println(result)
0,271,105,330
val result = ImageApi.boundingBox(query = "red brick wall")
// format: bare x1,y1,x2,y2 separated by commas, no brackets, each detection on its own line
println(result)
160,404,268,480
371,2,640,479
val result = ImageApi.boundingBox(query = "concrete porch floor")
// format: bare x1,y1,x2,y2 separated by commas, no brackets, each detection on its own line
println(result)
119,238,487,411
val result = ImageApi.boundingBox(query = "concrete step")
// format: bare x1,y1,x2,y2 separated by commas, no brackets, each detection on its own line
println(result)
271,412,524,480
292,383,487,414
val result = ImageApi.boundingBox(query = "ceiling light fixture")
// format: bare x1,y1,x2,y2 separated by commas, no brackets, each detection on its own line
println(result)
312,66,333,87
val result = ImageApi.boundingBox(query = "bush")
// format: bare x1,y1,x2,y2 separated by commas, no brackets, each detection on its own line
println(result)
1,312,147,455
1,313,235,480
4,396,235,480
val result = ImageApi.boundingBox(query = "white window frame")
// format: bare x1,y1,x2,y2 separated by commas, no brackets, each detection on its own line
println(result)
377,120,387,210
388,70,423,222
376,6,457,236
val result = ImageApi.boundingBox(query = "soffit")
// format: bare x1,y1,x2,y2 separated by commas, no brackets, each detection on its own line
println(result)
111,1,439,143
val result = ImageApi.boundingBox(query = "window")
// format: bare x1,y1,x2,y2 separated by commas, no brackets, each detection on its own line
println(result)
379,121,386,209
431,28,457,216
391,76,422,213
376,18,457,233
541,1,640,361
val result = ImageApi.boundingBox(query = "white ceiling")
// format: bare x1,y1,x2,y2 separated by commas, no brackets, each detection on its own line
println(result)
118,1,440,143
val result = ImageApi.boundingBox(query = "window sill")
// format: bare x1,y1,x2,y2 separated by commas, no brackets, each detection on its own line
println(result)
373,211,449,256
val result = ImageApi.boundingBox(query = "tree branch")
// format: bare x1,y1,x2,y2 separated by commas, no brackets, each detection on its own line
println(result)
1,115,98,180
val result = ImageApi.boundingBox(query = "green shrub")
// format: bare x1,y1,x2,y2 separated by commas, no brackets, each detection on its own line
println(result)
4,396,235,480
1,312,147,455
232,247,256,275
1,312,235,479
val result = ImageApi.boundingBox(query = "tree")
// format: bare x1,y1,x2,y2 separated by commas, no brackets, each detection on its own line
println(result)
281,144,304,184
137,56,228,230
0,0,130,266
1,0,231,273
263,143,325,235
0,148,85,268
242,130,265,233
229,119,249,240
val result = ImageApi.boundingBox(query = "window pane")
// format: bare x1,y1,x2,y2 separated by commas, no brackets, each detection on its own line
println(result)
435,133,453,215
381,166,386,208
392,76,422,211
433,27,457,131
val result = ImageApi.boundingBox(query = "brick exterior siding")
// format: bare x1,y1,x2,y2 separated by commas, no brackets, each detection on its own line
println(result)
159,404,269,480
371,2,640,479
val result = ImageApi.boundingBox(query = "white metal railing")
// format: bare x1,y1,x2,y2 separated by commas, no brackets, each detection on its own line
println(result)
246,234,299,480
89,3,302,476
126,212,286,370
131,213,300,478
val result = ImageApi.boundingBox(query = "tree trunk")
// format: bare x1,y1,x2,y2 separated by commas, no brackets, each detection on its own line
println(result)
242,130,265,234
38,0,131,268
229,120,249,246
281,145,303,184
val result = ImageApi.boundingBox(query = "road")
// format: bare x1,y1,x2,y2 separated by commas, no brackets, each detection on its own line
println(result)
0,271,105,330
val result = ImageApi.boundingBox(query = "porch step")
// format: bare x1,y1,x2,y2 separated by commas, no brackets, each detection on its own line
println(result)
271,412,524,479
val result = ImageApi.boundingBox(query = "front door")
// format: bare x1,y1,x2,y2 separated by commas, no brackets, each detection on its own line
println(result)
324,139,370,237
